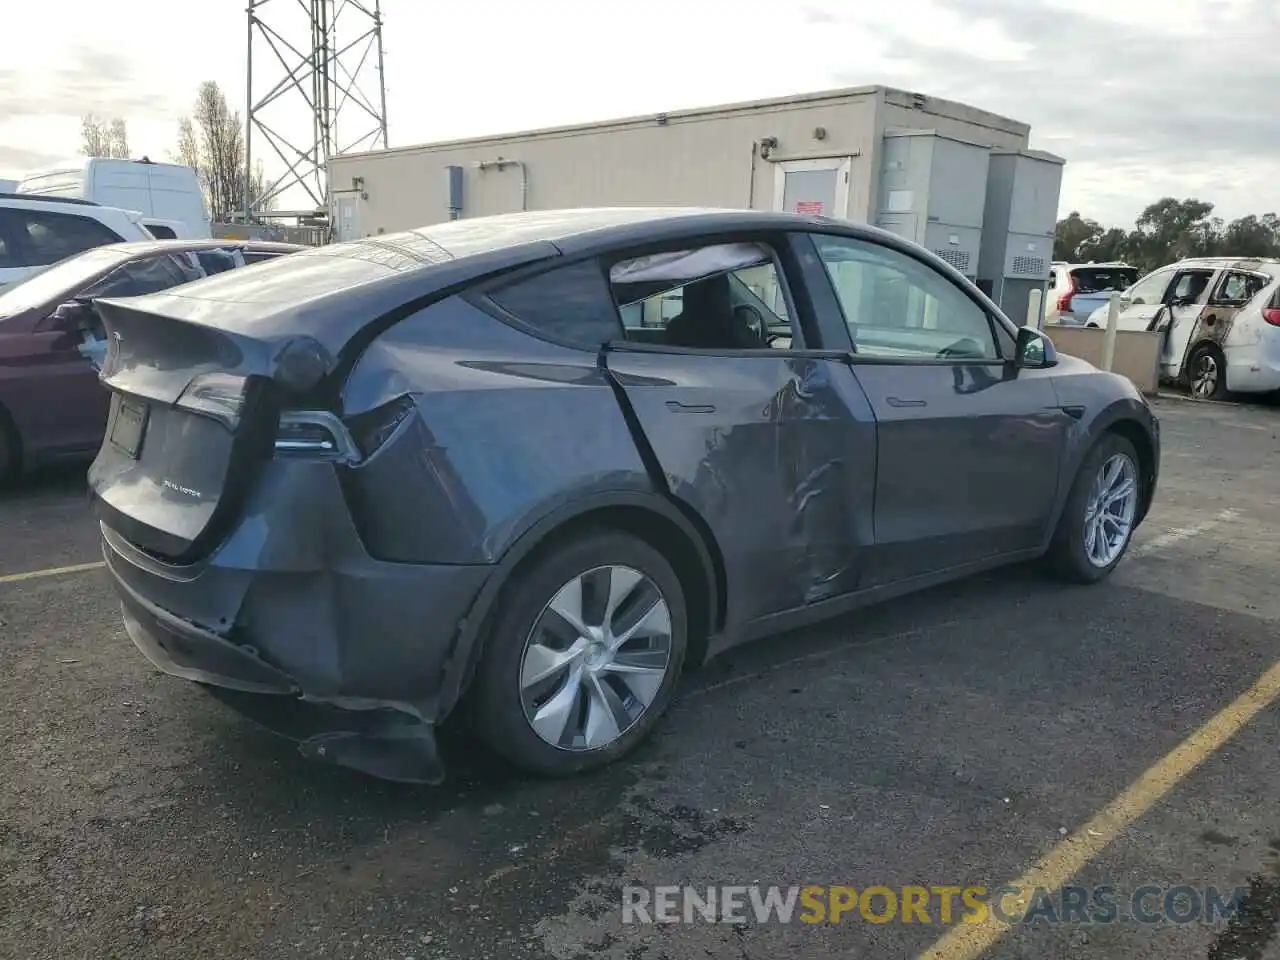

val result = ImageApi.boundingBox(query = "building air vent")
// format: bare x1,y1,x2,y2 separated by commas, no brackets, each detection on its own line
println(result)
1011,255,1046,277
933,249,971,273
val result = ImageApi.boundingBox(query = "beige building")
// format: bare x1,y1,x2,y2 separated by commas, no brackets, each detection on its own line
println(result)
327,85,1038,243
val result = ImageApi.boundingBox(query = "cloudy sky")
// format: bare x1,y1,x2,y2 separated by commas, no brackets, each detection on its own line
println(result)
2,0,1277,227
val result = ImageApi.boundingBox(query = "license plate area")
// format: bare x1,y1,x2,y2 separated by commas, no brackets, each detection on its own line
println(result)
109,395,148,459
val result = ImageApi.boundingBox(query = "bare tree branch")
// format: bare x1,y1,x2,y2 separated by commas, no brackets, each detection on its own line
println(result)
176,81,275,221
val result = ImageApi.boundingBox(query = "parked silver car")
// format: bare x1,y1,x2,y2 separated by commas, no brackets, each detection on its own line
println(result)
1047,262,1141,326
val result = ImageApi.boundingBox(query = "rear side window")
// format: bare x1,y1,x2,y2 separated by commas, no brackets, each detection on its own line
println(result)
85,254,195,299
1070,267,1139,294
13,210,124,267
1212,271,1270,304
485,259,623,347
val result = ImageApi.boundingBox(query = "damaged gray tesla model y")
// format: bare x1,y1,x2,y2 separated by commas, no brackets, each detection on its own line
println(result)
88,208,1160,783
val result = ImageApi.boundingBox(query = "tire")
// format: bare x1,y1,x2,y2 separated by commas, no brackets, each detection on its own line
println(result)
468,529,688,777
1047,433,1142,584
1185,342,1228,400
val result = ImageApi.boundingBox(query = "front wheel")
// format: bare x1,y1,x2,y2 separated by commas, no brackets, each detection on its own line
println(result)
1048,434,1142,583
468,529,687,777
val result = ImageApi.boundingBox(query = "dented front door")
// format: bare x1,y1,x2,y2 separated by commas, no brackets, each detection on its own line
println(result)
604,349,876,627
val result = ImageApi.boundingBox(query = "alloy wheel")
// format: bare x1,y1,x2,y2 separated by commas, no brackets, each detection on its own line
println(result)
519,564,673,751
1190,352,1220,399
1082,453,1138,568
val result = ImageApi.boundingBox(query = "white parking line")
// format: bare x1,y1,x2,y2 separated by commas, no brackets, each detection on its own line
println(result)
1128,508,1240,560
0,561,105,586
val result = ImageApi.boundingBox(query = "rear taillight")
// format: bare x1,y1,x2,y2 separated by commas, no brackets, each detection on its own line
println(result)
1263,307,1280,326
175,372,249,429
275,411,359,461
1055,274,1077,312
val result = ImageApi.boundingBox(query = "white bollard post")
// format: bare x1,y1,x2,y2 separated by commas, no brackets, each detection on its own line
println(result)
1101,292,1120,372
1025,287,1044,330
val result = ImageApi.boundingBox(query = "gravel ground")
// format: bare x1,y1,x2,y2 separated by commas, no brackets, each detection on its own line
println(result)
1,396,1277,960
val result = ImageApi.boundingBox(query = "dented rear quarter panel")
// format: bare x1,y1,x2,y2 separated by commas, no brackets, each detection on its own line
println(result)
340,296,656,565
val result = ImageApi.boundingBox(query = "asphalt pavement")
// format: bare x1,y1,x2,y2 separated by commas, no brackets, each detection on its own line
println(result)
1,395,1277,960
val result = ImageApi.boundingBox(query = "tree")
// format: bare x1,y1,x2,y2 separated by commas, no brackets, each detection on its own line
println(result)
1053,200,1280,274
1129,198,1218,270
1054,211,1104,262
172,81,275,221
81,114,131,159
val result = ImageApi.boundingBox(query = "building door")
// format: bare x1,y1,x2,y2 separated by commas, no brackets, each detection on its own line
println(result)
771,158,852,219
333,196,361,241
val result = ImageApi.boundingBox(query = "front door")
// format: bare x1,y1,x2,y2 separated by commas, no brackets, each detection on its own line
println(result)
1154,267,1217,377
772,158,852,219
602,236,875,626
1113,266,1177,332
803,231,1071,585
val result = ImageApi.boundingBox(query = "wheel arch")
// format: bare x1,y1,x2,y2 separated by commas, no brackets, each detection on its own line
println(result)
1181,337,1225,378
437,490,727,719
0,397,22,482
1102,417,1157,523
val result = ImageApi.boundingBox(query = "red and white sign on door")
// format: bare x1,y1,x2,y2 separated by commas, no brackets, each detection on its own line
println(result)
794,200,825,215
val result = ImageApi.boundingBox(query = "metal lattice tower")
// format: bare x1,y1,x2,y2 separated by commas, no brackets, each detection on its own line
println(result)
245,0,388,220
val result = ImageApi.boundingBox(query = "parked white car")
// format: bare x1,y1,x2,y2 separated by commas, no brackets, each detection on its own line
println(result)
1087,256,1280,399
17,158,210,240
0,193,157,290
1047,261,1140,326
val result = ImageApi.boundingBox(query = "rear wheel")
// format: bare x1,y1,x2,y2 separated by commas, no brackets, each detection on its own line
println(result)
1185,342,1228,400
469,529,687,777
1047,433,1142,583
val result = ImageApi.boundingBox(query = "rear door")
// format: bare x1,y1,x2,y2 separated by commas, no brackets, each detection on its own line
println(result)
15,208,126,267
597,234,878,625
803,231,1071,585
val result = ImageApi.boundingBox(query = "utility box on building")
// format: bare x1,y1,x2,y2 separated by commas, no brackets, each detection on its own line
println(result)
977,149,1065,325
874,131,990,279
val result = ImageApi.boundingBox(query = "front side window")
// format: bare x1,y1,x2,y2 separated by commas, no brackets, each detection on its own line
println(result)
1124,269,1175,306
608,242,795,350
1169,269,1215,304
811,234,999,361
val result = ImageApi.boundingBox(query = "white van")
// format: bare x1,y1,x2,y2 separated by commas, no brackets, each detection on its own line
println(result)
18,158,211,239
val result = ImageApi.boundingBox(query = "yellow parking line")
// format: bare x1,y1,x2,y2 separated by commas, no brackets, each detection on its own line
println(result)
921,657,1280,960
0,561,105,585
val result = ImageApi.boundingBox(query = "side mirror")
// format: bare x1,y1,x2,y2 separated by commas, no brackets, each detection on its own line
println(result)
50,299,91,331
1015,326,1058,370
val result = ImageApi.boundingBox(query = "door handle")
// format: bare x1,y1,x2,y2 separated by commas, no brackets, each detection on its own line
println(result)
665,400,716,414
885,396,926,408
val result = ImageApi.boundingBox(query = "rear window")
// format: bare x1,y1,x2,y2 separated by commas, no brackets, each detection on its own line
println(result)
1070,267,1139,294
486,259,623,346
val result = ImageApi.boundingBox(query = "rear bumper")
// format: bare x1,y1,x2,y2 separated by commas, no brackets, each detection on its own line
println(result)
99,459,495,783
